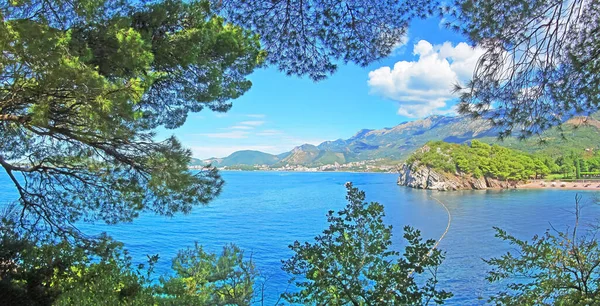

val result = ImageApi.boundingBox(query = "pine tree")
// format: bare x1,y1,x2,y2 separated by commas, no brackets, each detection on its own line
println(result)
0,0,265,236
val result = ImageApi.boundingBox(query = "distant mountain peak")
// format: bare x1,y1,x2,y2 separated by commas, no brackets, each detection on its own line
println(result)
351,129,374,139
195,113,600,168
292,144,319,152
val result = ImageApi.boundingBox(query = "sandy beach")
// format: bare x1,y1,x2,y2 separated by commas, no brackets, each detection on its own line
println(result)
517,181,600,191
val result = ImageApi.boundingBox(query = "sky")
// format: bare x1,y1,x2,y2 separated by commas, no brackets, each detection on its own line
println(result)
157,17,484,159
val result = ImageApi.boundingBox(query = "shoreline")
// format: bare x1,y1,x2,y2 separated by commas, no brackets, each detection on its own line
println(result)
208,169,600,190
216,169,396,175
516,181,600,191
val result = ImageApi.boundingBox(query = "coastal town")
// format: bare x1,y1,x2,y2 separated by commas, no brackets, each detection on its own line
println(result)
189,159,400,173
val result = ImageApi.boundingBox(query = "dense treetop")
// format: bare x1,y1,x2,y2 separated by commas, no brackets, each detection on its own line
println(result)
0,0,264,236
486,197,600,305
406,141,551,181
0,208,257,305
212,0,437,80
450,0,600,137
3,0,599,236
282,183,452,305
211,0,600,134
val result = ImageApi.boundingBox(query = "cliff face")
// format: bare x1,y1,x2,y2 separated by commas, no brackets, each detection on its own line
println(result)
397,163,512,191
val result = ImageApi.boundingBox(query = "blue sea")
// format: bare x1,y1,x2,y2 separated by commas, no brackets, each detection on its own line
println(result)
1,171,599,304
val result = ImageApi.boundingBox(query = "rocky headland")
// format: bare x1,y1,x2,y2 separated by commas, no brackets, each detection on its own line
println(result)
397,162,513,191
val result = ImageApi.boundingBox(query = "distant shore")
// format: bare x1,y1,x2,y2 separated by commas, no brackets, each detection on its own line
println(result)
209,168,600,191
217,169,395,174
517,181,600,191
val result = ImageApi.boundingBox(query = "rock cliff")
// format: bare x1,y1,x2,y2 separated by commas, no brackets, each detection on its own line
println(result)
397,162,513,191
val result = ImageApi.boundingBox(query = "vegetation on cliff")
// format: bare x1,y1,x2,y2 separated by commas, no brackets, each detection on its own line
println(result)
407,140,600,181
406,141,551,181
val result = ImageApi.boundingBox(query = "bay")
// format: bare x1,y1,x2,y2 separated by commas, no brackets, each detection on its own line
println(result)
1,171,599,304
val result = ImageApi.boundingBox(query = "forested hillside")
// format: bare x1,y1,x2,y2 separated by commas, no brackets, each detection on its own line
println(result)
406,141,549,181
479,117,600,157
407,140,600,180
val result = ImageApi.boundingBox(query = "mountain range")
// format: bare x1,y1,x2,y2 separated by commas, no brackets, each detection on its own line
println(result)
191,114,600,167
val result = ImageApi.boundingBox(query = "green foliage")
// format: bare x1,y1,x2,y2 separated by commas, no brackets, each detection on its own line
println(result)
0,208,257,305
282,183,452,305
556,155,579,179
451,0,600,137
486,196,600,305
479,122,600,158
159,243,257,305
407,141,545,180
223,165,261,171
0,0,264,235
0,209,156,305
581,171,600,177
214,0,437,80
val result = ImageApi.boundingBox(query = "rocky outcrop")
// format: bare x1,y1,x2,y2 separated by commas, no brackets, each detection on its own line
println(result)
397,162,513,191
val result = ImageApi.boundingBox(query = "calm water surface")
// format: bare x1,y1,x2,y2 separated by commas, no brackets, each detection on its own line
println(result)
1,171,599,304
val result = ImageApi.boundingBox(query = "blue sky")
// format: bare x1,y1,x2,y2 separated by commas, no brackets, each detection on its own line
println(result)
158,17,482,159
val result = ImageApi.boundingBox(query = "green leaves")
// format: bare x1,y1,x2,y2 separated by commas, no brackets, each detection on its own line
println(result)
407,140,549,181
214,0,438,81
486,197,600,305
451,0,600,137
159,243,257,305
282,183,452,305
0,213,257,306
0,0,263,236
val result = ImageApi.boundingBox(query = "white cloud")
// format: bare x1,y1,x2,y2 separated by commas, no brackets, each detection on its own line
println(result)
199,131,249,139
396,101,457,118
189,136,326,159
245,114,266,118
223,120,267,131
239,120,265,127
368,40,484,118
196,120,268,139
256,129,283,136
229,125,254,130
187,133,329,159
190,145,278,159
